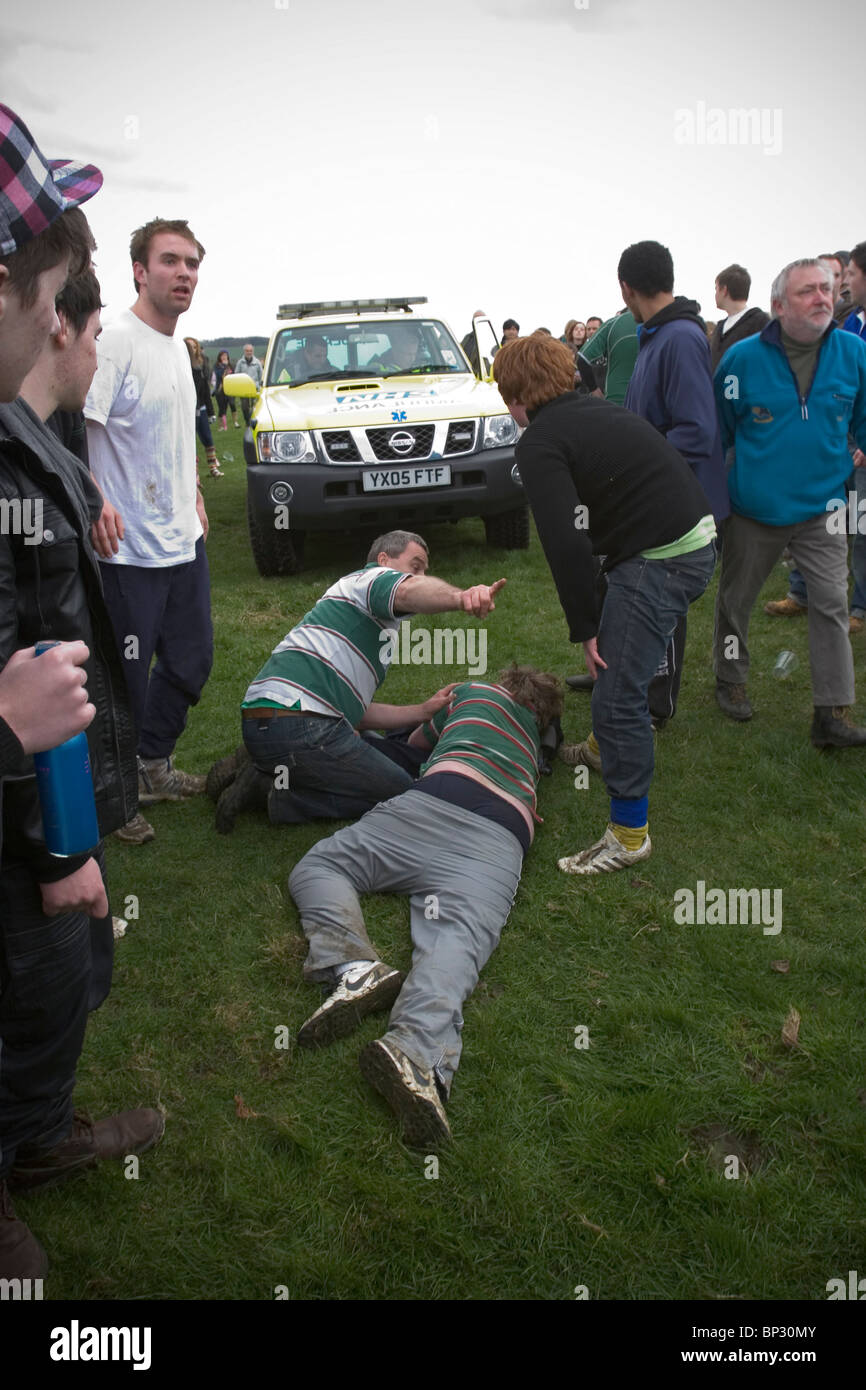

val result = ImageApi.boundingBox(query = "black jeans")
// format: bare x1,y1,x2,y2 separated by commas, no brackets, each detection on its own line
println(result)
0,844,111,1174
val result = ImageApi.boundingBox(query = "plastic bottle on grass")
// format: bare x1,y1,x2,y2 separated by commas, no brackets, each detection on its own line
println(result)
773,650,798,679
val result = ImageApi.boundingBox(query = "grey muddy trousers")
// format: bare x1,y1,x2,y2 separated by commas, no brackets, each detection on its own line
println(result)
288,788,523,1092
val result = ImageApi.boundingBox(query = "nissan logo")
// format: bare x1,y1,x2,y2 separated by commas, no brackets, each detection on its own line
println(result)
389,430,415,455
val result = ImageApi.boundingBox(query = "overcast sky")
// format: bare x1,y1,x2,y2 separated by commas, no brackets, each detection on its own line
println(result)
5,0,863,343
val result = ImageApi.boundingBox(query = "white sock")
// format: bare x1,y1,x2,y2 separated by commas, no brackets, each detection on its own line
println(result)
333,958,375,979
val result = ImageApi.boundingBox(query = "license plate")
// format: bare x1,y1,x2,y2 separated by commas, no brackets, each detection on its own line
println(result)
362,464,452,493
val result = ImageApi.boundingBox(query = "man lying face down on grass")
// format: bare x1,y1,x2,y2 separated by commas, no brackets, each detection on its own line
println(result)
493,332,717,875
287,664,563,1149
208,529,506,830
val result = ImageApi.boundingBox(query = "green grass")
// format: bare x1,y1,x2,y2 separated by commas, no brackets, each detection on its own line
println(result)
27,445,866,1300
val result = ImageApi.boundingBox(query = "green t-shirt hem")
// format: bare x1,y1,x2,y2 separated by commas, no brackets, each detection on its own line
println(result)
241,697,301,710
641,514,716,560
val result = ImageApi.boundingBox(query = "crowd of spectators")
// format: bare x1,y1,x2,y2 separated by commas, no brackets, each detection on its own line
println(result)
1,94,864,1272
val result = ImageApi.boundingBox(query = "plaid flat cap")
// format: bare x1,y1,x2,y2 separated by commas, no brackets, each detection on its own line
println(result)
0,104,102,257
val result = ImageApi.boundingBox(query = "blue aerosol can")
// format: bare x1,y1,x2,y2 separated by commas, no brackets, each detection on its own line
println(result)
32,640,100,856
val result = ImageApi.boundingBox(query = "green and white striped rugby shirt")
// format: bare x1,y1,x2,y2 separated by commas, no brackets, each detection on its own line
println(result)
242,564,409,724
420,681,542,819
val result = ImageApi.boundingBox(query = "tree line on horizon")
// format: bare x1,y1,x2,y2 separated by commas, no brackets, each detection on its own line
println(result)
200,337,269,361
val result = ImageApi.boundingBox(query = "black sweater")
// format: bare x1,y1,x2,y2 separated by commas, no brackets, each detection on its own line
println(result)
516,392,712,642
191,364,213,413
709,306,770,370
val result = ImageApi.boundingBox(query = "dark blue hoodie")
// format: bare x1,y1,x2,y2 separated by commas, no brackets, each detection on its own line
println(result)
624,297,730,522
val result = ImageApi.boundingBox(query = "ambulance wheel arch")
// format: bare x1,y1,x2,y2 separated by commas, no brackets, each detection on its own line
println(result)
484,504,530,550
247,496,306,577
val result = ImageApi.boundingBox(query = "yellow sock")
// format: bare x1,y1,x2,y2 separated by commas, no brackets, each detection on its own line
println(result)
610,821,648,851
587,731,600,756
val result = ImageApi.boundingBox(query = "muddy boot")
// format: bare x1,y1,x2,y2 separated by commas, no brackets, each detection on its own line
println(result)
206,745,251,802
810,705,866,748
215,763,272,833
0,1179,48,1279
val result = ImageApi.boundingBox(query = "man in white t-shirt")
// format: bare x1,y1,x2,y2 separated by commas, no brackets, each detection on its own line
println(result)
85,218,213,844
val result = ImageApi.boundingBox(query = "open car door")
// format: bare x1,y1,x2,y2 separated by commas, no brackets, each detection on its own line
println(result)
472,316,500,381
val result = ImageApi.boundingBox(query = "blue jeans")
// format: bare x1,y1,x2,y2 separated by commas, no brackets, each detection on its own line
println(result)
195,406,214,450
787,463,866,616
592,543,716,802
243,712,414,822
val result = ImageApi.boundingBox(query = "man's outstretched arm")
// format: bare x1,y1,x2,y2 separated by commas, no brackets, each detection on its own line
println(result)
393,575,506,618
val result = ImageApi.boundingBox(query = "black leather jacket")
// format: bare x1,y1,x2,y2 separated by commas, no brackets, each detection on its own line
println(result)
0,399,137,881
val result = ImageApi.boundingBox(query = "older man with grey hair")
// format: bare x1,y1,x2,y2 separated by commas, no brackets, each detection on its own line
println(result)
712,258,866,745
211,529,507,829
234,343,263,425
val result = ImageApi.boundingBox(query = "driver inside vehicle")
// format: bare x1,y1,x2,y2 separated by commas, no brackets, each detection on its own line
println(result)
368,323,427,374
278,332,337,383
300,332,336,377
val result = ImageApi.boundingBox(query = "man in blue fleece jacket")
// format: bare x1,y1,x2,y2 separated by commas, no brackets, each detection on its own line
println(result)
763,247,866,630
622,243,729,521
712,258,866,746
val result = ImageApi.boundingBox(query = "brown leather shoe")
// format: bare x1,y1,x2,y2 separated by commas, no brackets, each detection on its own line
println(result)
0,1179,48,1278
764,596,807,617
9,1109,165,1191
850,616,865,635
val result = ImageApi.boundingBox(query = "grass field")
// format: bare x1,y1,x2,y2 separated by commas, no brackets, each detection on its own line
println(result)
25,441,866,1301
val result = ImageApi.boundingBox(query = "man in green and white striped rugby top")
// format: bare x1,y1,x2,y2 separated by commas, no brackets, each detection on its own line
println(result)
213,529,506,829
